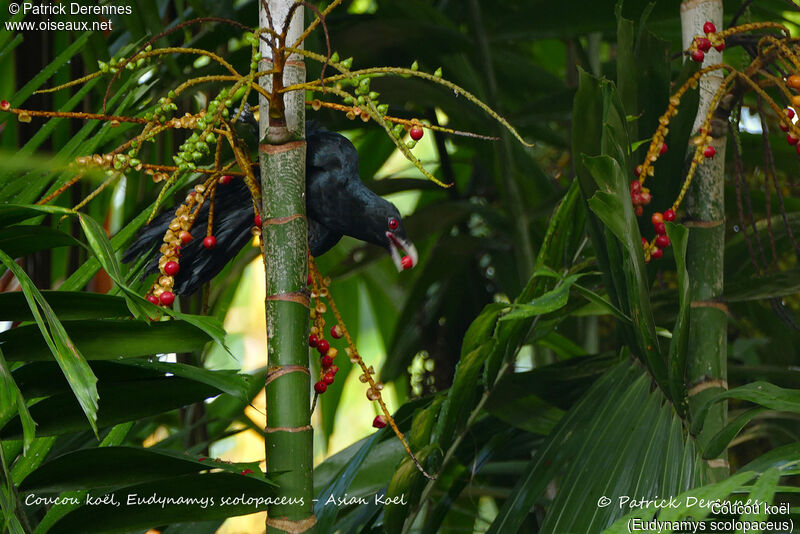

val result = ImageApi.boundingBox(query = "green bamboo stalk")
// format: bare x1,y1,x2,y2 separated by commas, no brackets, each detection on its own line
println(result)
258,1,315,532
680,0,729,481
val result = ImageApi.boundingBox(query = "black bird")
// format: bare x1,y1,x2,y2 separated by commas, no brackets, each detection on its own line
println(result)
123,123,417,295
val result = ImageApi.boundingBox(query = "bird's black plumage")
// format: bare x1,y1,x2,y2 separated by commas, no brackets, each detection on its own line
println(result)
123,123,416,295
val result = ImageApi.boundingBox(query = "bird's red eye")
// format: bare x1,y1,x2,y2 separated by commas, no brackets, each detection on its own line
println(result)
388,218,399,230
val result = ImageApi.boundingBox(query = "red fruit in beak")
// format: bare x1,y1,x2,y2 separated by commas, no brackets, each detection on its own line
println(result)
401,256,413,270
203,236,217,249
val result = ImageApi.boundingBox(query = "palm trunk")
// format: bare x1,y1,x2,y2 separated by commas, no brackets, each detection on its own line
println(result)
258,2,314,532
680,0,729,481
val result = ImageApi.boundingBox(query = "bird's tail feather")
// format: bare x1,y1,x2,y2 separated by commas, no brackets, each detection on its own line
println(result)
123,178,256,296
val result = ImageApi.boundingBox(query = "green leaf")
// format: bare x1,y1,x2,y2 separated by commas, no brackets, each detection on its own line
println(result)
0,319,214,362
114,360,250,400
1,376,223,438
602,471,758,533
46,472,277,534
740,468,782,526
0,32,91,130
666,222,690,415
432,339,495,448
314,431,384,532
703,407,768,460
0,347,35,452
724,269,800,302
0,291,130,321
585,155,666,390
0,225,82,258
383,445,436,534
0,249,99,436
20,446,274,493
693,382,800,435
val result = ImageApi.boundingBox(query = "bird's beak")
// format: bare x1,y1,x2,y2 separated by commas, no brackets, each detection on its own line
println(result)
386,231,418,271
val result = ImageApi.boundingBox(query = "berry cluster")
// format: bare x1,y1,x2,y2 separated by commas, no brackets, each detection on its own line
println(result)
307,273,342,395
780,98,800,156
307,261,388,429
689,21,725,63
144,173,261,307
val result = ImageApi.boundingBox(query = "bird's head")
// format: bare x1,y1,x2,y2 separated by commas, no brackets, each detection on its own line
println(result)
358,199,417,272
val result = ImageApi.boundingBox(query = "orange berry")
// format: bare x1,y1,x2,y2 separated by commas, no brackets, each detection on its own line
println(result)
788,75,800,90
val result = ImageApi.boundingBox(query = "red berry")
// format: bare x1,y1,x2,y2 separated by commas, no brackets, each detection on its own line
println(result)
714,42,725,52
164,261,180,276
330,325,343,339
372,415,388,428
651,247,663,259
159,291,175,306
401,256,413,270
179,231,193,244
788,134,799,146
634,166,642,178
409,126,424,141
309,334,319,347
654,222,666,235
696,37,711,52
703,146,716,158
307,273,313,285
655,235,671,248
314,381,327,394
254,214,262,227
323,373,335,385
651,212,664,225
639,192,652,206
219,174,233,185
690,50,705,63
240,468,254,475
316,339,330,355
321,355,333,368
787,108,796,119
703,21,717,34
329,364,339,375
642,237,648,247
147,295,159,305
664,209,676,222
0,100,9,111
198,457,207,462
630,180,642,194
780,123,790,132
660,142,668,155
635,205,644,216
203,235,217,249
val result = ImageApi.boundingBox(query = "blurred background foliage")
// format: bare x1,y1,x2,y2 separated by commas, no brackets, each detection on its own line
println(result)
2,0,800,533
